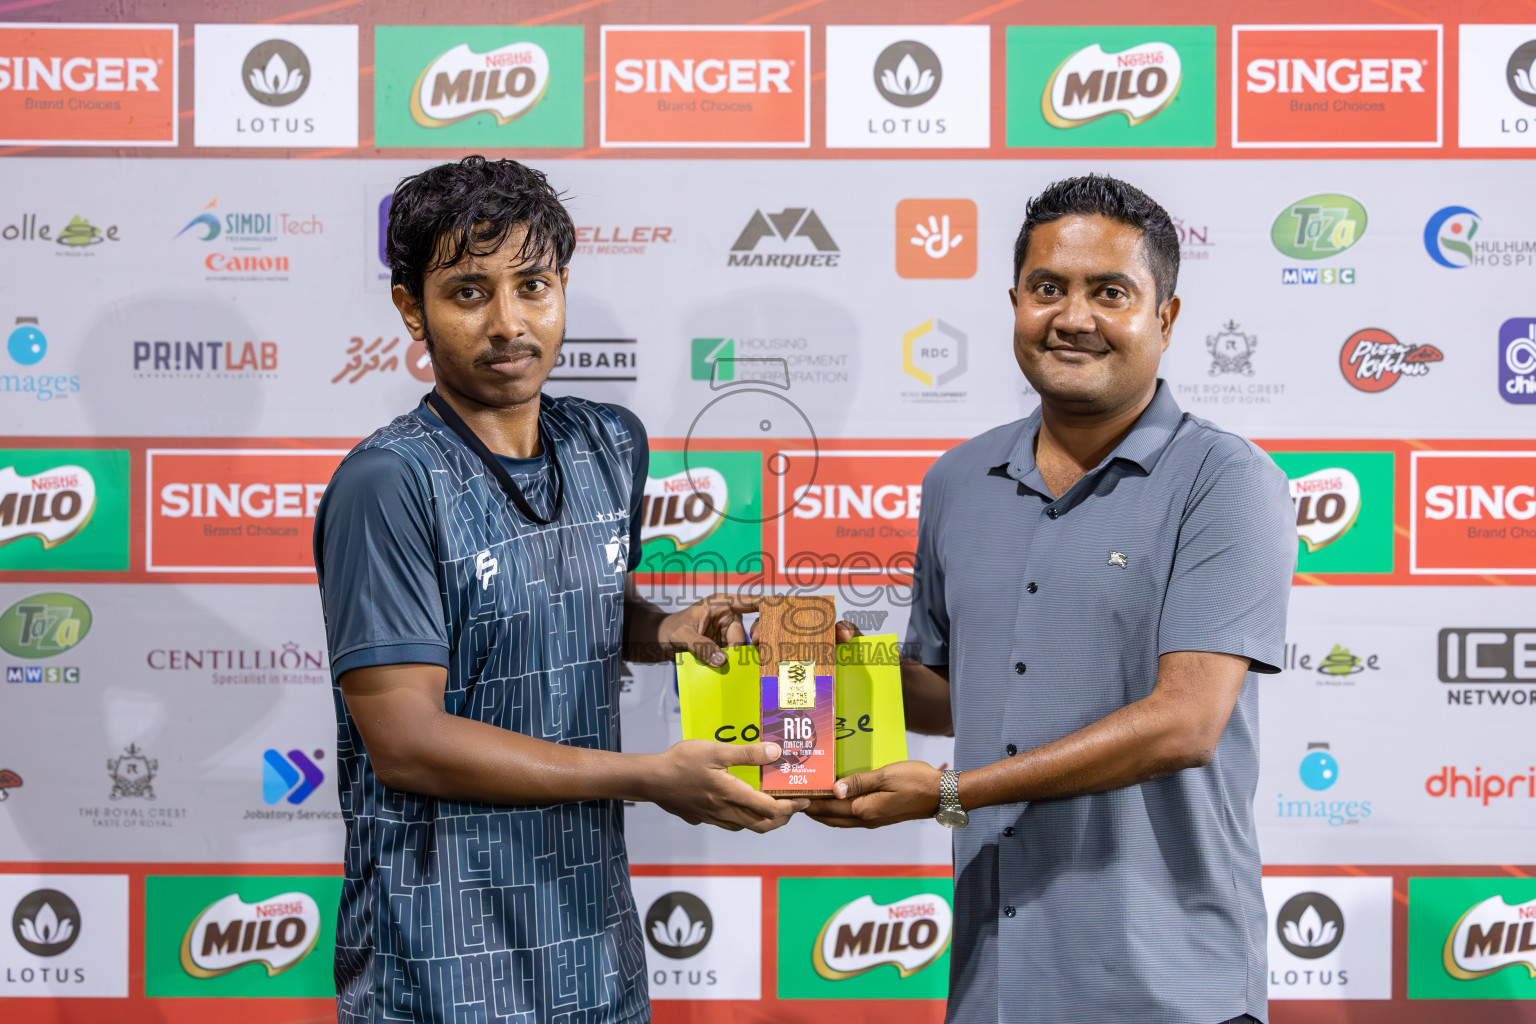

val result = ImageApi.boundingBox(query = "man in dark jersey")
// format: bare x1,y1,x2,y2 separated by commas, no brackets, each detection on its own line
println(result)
313,156,803,1024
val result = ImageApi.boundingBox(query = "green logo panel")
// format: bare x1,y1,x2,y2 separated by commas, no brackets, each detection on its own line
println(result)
0,448,129,571
777,876,952,1000
1006,26,1215,148
145,875,341,997
637,450,762,574
0,592,91,658
1268,451,1394,575
1408,877,1536,1000
374,26,584,148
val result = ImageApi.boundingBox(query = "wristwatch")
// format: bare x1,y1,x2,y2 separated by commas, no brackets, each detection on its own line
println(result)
935,769,968,829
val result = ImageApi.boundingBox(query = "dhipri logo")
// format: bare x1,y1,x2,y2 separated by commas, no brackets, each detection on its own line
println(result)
1043,41,1181,128
813,893,952,980
0,464,96,552
1500,319,1536,404
1289,467,1360,551
601,26,809,147
262,748,323,805
1339,328,1441,393
642,468,726,550
411,41,549,128
1443,895,1536,980
645,891,712,959
179,891,321,978
1426,765,1536,806
1233,25,1442,147
1277,892,1345,959
1412,452,1536,575
728,207,839,267
0,24,178,146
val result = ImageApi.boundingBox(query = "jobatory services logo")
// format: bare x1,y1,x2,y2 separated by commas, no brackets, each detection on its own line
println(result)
1408,878,1536,999
192,25,359,148
901,319,967,403
823,26,990,148
1339,328,1442,392
895,198,976,279
1439,627,1536,708
1457,27,1536,147
375,26,583,148
0,23,177,146
262,748,323,806
1263,877,1393,999
145,448,348,574
0,449,129,572
1006,26,1216,147
777,449,941,576
1233,24,1442,147
727,207,839,267
548,339,637,383
5,314,81,403
1275,741,1373,827
1410,450,1536,575
778,878,952,999
1500,318,1536,403
0,874,129,997
1269,451,1394,574
636,450,761,575
631,876,761,1000
602,26,809,147
2,592,90,685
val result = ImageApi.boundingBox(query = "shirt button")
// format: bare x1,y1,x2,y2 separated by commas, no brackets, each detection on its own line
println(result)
1014,661,1026,675
1046,508,1059,519
1004,906,1017,918
1026,582,1038,594
1005,743,1017,756
1003,827,1015,837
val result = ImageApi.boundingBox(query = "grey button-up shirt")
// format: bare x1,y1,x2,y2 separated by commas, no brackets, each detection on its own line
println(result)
906,380,1295,1024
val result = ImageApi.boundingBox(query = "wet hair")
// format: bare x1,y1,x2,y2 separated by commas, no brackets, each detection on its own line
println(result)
1012,174,1179,307
386,155,575,301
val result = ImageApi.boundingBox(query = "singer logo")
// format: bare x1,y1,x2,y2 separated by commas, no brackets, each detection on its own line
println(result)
777,449,942,575
813,894,953,981
1412,451,1536,575
179,891,321,978
895,199,976,279
410,41,550,128
147,448,347,574
601,26,809,147
0,24,178,145
1233,25,1441,147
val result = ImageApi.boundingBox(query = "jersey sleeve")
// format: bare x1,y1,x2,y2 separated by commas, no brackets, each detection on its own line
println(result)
1156,443,1296,675
313,446,450,679
605,403,650,572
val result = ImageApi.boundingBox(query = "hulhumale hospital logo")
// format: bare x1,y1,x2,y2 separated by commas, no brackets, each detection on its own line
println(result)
1424,206,1480,268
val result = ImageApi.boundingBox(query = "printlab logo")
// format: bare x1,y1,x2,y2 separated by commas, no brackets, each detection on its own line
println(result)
1500,318,1536,403
1206,320,1256,376
1277,892,1345,959
12,889,80,957
645,892,712,959
262,749,324,805
1423,205,1480,268
895,199,975,279
1510,39,1536,106
242,40,309,106
873,41,941,106
133,340,279,380
728,208,839,267
107,743,156,801
1339,328,1442,392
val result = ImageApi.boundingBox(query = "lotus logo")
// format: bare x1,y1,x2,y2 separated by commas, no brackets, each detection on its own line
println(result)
410,41,551,128
241,40,310,107
180,891,321,978
12,889,81,956
643,891,712,959
1508,40,1536,106
1444,894,1536,980
873,41,941,107
1043,42,1181,128
0,464,97,552
813,893,952,980
1289,467,1360,552
1276,892,1344,959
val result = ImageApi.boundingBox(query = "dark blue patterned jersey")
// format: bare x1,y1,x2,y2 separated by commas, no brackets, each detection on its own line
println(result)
313,393,650,1024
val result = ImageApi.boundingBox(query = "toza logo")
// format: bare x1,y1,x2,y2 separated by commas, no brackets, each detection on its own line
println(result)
12,888,80,957
1444,895,1536,980
1272,194,1368,260
0,592,91,659
262,748,324,805
873,40,941,106
410,41,550,128
813,893,952,980
645,891,712,959
180,891,321,979
1043,41,1181,128
1277,892,1345,959
242,39,309,107
475,549,498,590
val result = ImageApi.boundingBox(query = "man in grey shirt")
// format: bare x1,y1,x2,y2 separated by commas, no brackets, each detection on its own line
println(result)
807,175,1296,1023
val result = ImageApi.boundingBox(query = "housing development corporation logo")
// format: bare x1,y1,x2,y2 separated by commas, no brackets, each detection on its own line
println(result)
1411,451,1536,575
1007,26,1215,147
602,26,809,147
896,199,976,279
0,24,177,145
1233,25,1442,147
824,26,990,148
376,26,582,148
727,208,839,267
1500,318,1536,403
1339,328,1442,392
193,25,358,148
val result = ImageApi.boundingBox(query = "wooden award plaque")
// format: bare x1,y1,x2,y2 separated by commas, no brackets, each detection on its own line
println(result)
757,595,836,797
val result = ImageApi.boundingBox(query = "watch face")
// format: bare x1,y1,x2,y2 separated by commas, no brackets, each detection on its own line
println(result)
936,806,968,828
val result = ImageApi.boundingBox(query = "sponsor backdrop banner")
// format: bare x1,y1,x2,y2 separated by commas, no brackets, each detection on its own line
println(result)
1,1,1534,1022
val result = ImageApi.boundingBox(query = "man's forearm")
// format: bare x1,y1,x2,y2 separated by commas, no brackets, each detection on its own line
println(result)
621,590,674,663
901,660,953,736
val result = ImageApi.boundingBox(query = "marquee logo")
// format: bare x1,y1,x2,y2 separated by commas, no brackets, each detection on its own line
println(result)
1339,328,1441,393
601,26,809,147
642,468,727,550
410,41,550,127
1289,468,1360,552
1042,41,1181,128
727,208,839,267
0,23,177,145
1411,451,1536,575
1233,25,1441,147
179,892,320,978
0,464,95,552
812,894,952,980
1444,895,1536,980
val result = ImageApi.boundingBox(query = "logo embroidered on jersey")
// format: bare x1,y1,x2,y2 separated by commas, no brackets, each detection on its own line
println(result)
604,531,629,572
1108,551,1128,568
475,549,499,589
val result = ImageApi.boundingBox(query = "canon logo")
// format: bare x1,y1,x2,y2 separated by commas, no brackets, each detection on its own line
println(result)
612,58,792,94
1245,58,1423,94
0,56,159,92
1423,484,1536,521
159,483,325,519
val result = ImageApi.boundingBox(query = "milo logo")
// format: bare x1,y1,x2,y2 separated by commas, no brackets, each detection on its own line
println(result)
0,593,91,659
1444,895,1536,981
1289,467,1361,552
179,891,321,979
640,467,727,550
0,464,96,551
1043,41,1181,128
812,893,952,981
1272,194,1368,260
410,41,550,127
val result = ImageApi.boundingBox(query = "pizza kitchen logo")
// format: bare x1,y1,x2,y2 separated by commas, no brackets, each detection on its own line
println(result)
1338,328,1441,392
179,891,321,978
1043,41,1181,128
812,893,952,980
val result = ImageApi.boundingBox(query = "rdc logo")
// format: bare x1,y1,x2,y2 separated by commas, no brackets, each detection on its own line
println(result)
1499,318,1536,404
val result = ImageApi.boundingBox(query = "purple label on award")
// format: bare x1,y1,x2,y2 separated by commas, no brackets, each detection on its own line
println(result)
761,671,835,794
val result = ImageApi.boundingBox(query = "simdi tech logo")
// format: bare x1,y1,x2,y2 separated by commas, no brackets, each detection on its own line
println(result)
1408,877,1536,999
777,877,953,999
823,26,991,148
144,876,340,997
1411,450,1536,575
1268,451,1394,574
0,23,177,146
1233,24,1442,147
374,26,583,148
192,24,359,148
601,26,810,147
1006,26,1216,147
0,449,129,571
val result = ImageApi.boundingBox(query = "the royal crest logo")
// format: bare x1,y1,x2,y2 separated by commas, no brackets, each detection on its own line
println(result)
1043,41,1181,128
1444,895,1536,980
107,743,156,801
1289,467,1361,552
410,41,549,128
812,893,952,980
0,464,96,551
179,892,321,978
1206,320,1257,376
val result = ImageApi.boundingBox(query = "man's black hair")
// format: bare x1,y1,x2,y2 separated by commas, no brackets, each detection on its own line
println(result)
1012,174,1179,307
386,155,575,301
